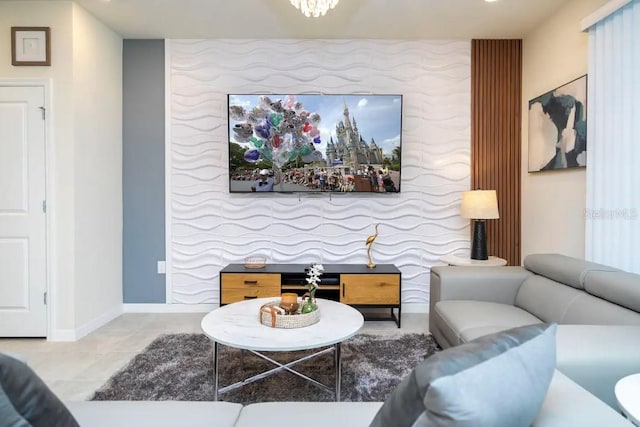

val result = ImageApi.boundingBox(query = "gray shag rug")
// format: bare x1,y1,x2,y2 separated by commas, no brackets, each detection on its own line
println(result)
91,333,440,404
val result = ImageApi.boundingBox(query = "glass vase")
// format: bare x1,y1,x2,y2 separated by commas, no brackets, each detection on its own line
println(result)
301,296,317,314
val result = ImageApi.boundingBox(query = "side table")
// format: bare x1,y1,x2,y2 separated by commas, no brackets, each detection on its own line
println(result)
615,373,640,425
439,254,507,267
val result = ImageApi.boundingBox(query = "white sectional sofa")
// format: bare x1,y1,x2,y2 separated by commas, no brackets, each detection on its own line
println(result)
64,375,634,427
430,253,640,426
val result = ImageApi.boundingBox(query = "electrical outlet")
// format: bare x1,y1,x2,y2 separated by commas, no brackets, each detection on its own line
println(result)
157,261,166,274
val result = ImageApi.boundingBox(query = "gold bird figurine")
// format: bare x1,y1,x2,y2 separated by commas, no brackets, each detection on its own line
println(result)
365,224,380,269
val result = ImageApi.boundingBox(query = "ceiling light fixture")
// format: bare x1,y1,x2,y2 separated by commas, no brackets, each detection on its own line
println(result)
289,0,339,18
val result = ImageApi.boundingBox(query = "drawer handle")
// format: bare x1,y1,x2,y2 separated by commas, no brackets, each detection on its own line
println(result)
243,295,257,299
244,280,258,284
342,284,345,297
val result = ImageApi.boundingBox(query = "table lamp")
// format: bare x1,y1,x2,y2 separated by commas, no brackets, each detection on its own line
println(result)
460,190,499,260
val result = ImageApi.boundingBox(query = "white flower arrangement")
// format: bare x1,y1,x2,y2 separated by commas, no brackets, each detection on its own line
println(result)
305,263,324,298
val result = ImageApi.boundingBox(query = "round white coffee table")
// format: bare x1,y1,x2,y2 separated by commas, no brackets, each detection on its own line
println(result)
615,373,640,425
201,298,364,401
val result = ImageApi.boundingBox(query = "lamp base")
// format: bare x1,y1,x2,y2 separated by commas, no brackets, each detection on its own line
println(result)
470,220,488,260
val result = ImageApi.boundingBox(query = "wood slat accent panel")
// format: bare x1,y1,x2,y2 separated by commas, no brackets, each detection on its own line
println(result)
471,40,522,266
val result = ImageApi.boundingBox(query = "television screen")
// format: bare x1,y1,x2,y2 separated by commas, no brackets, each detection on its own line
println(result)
228,94,402,193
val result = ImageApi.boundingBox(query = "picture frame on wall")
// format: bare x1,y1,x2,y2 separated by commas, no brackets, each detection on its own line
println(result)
528,74,587,172
11,27,51,66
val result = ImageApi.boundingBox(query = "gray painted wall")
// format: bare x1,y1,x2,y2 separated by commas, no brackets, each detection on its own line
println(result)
123,39,165,303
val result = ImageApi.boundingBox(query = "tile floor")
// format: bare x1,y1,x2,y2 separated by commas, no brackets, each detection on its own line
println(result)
0,311,428,401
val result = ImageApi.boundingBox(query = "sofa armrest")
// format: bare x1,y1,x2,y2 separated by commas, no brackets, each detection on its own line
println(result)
556,325,640,410
429,266,532,341
430,266,532,310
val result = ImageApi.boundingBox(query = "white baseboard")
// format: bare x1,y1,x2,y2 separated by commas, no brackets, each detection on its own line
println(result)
48,305,123,342
123,303,424,314
401,303,429,314
47,329,77,342
123,303,218,313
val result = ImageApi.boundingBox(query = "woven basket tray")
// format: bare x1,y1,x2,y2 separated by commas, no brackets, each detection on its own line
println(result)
259,300,320,329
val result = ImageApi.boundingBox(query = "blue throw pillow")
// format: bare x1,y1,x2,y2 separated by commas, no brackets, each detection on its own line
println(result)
0,353,80,427
370,323,557,427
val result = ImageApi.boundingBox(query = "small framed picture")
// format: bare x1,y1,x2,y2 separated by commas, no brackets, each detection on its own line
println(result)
11,27,51,66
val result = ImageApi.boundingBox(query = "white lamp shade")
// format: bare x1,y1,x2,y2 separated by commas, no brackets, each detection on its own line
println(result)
460,190,499,219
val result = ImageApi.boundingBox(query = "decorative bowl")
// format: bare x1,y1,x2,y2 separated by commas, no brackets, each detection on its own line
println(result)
244,256,266,269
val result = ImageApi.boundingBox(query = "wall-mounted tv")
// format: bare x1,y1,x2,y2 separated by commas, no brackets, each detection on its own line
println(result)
228,94,402,193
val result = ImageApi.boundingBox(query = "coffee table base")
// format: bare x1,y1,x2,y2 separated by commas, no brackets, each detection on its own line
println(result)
213,341,342,402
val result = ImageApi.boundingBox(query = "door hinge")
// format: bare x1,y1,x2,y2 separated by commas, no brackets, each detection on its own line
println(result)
39,106,46,120
44,292,47,305
42,200,46,213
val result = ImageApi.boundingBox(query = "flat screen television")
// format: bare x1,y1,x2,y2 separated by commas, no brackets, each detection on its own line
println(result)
228,94,402,193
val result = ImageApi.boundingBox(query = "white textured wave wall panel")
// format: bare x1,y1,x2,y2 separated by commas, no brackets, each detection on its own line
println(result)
168,39,471,305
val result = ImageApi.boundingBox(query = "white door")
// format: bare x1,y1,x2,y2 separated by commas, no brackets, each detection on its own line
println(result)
0,85,47,337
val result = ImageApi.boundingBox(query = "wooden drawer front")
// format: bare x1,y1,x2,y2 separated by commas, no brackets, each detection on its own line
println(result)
340,274,400,305
221,274,280,304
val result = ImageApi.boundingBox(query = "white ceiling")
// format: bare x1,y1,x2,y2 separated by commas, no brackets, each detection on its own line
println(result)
59,0,572,39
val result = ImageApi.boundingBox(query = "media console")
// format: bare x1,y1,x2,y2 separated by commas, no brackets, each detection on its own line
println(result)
219,263,401,327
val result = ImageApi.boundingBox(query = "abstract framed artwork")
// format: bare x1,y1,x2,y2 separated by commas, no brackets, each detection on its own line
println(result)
528,75,587,172
11,27,51,66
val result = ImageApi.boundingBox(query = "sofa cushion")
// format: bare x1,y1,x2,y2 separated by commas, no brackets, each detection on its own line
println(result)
234,402,382,427
585,270,640,313
515,275,587,323
434,300,542,345
0,353,80,427
516,274,640,325
370,323,557,427
561,293,640,325
65,401,243,427
555,325,640,409
533,370,632,426
524,253,619,289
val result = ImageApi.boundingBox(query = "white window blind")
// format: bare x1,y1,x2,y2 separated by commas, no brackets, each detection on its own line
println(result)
585,0,640,273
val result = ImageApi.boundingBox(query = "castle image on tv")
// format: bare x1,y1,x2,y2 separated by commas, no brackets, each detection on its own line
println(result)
326,103,385,169
228,94,403,194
